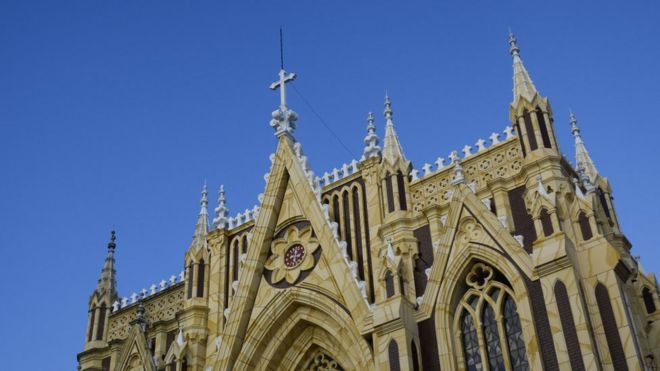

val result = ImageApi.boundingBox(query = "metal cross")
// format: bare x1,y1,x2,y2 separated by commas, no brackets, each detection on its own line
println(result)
270,69,296,110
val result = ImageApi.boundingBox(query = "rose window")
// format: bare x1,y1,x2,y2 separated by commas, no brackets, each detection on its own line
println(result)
265,225,320,285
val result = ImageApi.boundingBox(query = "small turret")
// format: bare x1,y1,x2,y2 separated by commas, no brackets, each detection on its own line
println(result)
190,183,209,252
507,31,559,157
85,230,119,347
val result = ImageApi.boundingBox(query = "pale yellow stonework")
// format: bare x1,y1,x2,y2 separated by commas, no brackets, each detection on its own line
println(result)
79,39,660,371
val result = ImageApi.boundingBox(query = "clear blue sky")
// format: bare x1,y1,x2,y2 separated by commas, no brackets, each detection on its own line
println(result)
1,1,658,369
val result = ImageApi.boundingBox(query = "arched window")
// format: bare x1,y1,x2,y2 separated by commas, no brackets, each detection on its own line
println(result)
411,341,420,371
187,261,194,299
242,235,248,254
196,258,205,298
232,243,239,281
181,357,188,371
88,306,96,342
523,109,538,151
388,340,400,371
396,171,407,210
643,287,656,314
455,263,529,371
342,190,352,260
554,281,585,370
539,208,554,237
385,270,395,298
352,187,365,280
595,283,628,371
536,108,552,149
332,195,341,233
385,172,395,213
96,303,106,340
578,212,593,241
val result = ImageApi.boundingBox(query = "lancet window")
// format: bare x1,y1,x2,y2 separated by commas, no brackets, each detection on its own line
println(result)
454,263,529,371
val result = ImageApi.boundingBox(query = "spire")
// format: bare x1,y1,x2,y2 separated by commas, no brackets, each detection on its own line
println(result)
509,31,538,103
190,184,209,251
381,93,406,164
213,185,229,229
362,112,381,160
570,111,599,183
96,230,118,298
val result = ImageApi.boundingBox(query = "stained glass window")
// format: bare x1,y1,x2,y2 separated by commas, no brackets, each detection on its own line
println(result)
503,296,529,370
461,311,482,371
483,303,505,370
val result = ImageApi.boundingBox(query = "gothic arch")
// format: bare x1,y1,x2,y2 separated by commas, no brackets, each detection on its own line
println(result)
434,246,537,370
232,287,374,370
278,325,352,370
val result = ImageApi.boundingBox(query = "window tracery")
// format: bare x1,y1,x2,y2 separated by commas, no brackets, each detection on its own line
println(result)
454,263,529,370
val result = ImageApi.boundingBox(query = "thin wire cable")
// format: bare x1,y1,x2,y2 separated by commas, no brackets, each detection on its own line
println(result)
291,84,357,159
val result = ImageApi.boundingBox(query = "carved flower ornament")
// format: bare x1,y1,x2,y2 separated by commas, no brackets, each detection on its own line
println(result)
265,225,319,284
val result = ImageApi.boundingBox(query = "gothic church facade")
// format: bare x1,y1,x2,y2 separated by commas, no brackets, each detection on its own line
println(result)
78,34,660,370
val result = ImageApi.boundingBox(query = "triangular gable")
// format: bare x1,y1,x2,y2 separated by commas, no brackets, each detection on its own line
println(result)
418,183,534,317
215,135,371,370
115,325,156,371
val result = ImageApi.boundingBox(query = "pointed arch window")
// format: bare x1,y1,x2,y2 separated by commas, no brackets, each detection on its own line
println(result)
411,341,420,371
196,258,205,297
385,270,395,298
187,261,194,299
232,243,239,281
87,306,96,342
523,109,538,151
455,263,529,371
539,208,554,237
595,283,628,371
396,171,407,210
536,108,552,149
242,235,248,254
578,212,593,241
342,190,353,260
388,340,400,371
385,172,395,213
643,287,656,314
96,303,106,340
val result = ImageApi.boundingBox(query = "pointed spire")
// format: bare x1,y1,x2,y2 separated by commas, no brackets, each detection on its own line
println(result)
570,111,599,183
96,230,118,298
213,185,229,229
362,112,381,160
190,184,209,251
381,93,407,164
509,31,538,103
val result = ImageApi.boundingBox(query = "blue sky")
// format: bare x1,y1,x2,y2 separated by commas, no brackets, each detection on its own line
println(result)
1,1,658,369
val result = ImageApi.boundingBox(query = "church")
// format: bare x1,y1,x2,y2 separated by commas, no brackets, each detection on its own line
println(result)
77,33,660,371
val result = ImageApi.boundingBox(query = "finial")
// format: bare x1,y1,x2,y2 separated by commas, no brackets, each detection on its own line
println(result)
569,110,580,137
363,112,381,160
213,185,230,229
384,93,393,120
200,182,208,212
107,230,117,251
508,30,520,57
